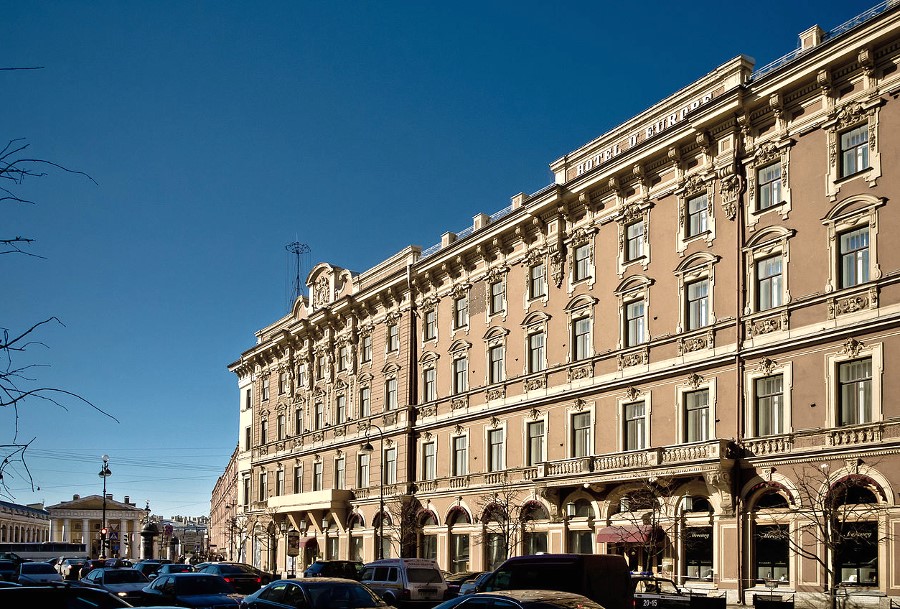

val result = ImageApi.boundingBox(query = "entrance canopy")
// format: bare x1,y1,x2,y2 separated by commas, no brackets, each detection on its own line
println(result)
297,537,319,549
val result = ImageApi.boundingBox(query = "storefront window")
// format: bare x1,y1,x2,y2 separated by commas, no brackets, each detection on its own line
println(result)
350,536,363,562
754,525,788,581
683,527,713,580
450,533,470,573
567,530,594,554
837,522,878,585
420,534,437,560
523,531,548,555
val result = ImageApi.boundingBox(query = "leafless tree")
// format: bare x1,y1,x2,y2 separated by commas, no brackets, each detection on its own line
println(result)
604,479,680,574
1,134,108,498
383,493,423,558
472,473,535,570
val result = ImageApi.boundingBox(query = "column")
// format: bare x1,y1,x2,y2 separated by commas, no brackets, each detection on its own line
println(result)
82,518,90,547
63,519,71,542
120,519,128,558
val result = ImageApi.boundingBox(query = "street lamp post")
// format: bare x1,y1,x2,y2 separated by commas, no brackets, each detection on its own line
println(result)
98,454,112,558
228,500,237,561
359,423,385,560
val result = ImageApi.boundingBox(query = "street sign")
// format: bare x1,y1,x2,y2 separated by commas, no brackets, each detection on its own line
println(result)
164,525,173,536
287,530,301,557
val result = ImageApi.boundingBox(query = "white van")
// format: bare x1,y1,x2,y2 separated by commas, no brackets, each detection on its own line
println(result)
360,558,447,606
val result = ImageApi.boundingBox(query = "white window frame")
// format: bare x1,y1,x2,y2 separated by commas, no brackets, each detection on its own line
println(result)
676,177,716,254
568,403,595,458
454,294,469,330
525,418,546,467
489,279,506,317
423,366,437,402
422,441,436,481
334,457,346,490
616,277,651,350
675,376,717,444
451,433,468,477
617,200,652,277
823,196,883,295
744,228,793,317
424,308,437,342
486,425,506,472
824,99,882,200
744,139,793,229
621,399,648,452
385,377,398,411
675,253,717,334
357,453,370,489
825,341,883,428
387,323,400,353
744,360,794,438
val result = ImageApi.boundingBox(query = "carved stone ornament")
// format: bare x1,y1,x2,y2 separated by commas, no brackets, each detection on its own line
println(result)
718,173,743,221
524,376,546,392
454,424,465,435
841,337,865,357
749,313,788,336
490,417,500,428
451,397,468,411
817,69,832,92
567,364,592,382
686,373,704,389
382,412,398,427
704,469,734,514
312,432,324,442
573,398,587,411
681,173,708,196
385,311,402,324
832,101,868,131
624,386,641,401
757,358,777,375
334,426,345,437
550,251,564,288
829,290,877,319
858,47,875,76
486,387,505,401
314,276,330,307
484,265,508,283
529,408,542,420
421,295,440,312
754,141,781,164
418,405,437,417
678,333,710,355
617,349,647,370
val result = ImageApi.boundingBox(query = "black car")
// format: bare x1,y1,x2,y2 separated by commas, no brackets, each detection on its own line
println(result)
0,560,17,583
303,560,363,580
0,583,132,608
198,563,264,594
442,571,484,597
632,575,691,609
241,577,394,609
432,590,604,609
156,563,196,576
141,572,242,607
134,560,166,578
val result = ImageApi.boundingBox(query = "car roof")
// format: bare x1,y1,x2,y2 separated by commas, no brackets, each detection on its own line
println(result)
475,590,597,602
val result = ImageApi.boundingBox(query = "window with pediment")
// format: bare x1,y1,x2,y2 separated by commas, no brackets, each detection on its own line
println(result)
675,253,717,335
484,327,508,386
676,176,715,254
566,296,596,363
745,358,793,438
615,276,652,349
617,200,651,276
823,196,883,297
675,374,716,444
522,312,550,375
744,227,793,323
744,139,792,228
450,340,471,394
826,339,883,428
824,99,882,200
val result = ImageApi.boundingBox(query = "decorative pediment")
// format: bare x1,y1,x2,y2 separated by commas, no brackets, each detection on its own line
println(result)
381,362,401,376
483,326,510,341
47,495,146,514
614,275,653,295
419,351,441,364
307,263,354,312
521,311,551,328
565,295,598,312
448,339,472,354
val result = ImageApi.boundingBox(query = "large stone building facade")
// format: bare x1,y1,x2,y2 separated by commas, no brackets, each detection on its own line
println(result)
0,500,50,544
209,446,239,560
229,2,900,603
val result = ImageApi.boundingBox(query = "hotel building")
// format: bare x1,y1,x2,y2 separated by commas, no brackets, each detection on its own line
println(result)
228,2,900,602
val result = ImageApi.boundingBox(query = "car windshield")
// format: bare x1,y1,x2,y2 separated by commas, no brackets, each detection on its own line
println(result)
305,582,383,609
166,565,193,572
176,575,234,595
216,564,251,574
0,561,16,569
407,568,443,584
105,570,148,584
22,563,56,574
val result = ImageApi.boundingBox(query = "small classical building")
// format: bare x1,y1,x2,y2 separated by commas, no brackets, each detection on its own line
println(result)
228,1,900,604
46,494,147,558
0,500,50,544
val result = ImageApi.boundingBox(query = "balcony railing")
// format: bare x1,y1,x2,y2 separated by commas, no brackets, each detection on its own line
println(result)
741,421,893,457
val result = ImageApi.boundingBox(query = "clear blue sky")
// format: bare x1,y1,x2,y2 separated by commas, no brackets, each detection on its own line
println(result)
4,1,871,517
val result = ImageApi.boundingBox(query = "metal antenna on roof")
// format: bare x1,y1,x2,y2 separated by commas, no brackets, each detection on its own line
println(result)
286,241,311,308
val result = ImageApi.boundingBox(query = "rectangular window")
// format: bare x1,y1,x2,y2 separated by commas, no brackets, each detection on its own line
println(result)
450,534,470,574
686,279,709,331
277,414,285,441
755,524,789,582
573,317,591,361
423,368,436,402
685,389,710,442
243,477,250,507
279,371,289,394
424,310,436,340
384,448,397,484
755,375,784,436
357,454,370,488
528,331,546,373
840,124,869,178
422,442,436,480
529,264,547,299
275,469,284,496
262,380,270,401
244,426,251,450
838,358,872,426
453,357,468,394
293,465,302,494
488,345,504,384
335,394,347,424
527,421,544,466
294,408,303,435
359,386,371,417
315,357,324,380
488,429,504,472
574,244,591,281
758,163,782,210
297,364,306,388
452,436,467,476
624,401,645,451
387,323,399,352
244,388,252,410
313,402,324,430
260,419,268,445
686,194,708,238
490,280,504,315
385,378,398,410
335,458,346,490
839,227,869,289
313,462,323,492
454,295,468,329
626,221,644,261
258,471,267,501
572,412,591,458
337,346,348,371
361,335,372,363
757,256,783,311
626,299,645,347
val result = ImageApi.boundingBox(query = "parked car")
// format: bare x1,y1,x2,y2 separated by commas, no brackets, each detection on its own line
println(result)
197,562,264,594
81,567,151,605
58,557,88,580
104,558,134,569
361,558,447,606
303,560,363,580
134,559,166,578
442,571,483,597
476,553,632,609
457,572,491,596
0,584,133,607
80,558,108,579
0,560,18,583
18,561,64,585
140,572,242,607
432,589,605,609
241,577,394,609
155,563,196,576
632,575,691,609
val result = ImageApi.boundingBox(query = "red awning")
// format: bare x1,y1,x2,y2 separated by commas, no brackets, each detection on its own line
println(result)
596,525,653,544
297,537,319,549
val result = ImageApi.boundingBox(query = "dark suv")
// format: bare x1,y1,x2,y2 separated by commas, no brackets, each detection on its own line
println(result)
303,560,363,580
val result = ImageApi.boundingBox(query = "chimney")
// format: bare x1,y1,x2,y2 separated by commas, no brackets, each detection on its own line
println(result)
799,25,824,50
72,494,80,501
106,494,113,500
124,495,130,504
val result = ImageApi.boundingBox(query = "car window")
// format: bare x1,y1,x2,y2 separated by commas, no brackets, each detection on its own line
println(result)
22,563,56,573
373,566,390,581
361,567,375,581
176,575,233,595
460,599,495,608
387,567,398,582
261,582,289,602
407,568,443,583
284,583,308,608
105,569,148,584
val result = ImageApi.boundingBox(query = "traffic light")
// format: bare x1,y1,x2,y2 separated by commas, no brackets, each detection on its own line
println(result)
101,527,108,536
